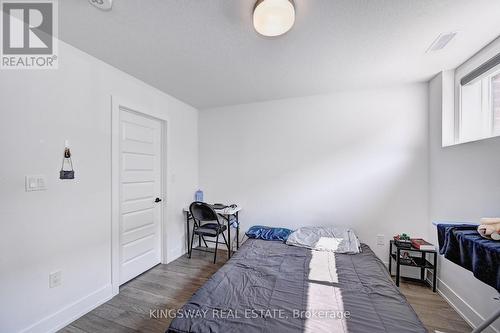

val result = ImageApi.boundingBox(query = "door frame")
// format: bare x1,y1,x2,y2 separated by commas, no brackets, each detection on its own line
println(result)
111,95,169,295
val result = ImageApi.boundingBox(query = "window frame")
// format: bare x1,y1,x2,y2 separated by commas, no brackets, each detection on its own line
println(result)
490,71,500,136
457,65,500,144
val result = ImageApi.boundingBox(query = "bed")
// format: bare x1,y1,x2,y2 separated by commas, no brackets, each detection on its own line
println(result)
167,238,426,333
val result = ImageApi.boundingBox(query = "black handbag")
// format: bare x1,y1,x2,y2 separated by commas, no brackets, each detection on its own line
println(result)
60,148,75,179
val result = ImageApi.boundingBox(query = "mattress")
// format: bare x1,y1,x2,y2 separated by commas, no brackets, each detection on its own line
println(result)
167,238,426,333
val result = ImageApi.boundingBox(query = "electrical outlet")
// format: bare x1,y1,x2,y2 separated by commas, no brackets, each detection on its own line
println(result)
49,271,62,288
376,234,385,246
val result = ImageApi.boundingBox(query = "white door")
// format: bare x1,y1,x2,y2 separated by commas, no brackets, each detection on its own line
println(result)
119,108,163,285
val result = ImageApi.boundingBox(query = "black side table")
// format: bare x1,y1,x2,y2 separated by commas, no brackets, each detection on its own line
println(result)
389,240,438,292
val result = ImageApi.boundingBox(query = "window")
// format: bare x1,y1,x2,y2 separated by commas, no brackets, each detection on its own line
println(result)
458,62,500,143
493,73,500,136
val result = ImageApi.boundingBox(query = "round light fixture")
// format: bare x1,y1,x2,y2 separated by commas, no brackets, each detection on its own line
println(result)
253,0,295,37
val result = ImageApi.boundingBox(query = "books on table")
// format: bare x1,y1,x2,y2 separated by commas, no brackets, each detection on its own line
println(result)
410,238,435,251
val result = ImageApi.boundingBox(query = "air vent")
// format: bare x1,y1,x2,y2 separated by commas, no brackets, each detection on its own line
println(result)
427,32,457,52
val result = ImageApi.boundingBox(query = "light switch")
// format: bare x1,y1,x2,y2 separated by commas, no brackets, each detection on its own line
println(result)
25,175,47,192
37,176,47,190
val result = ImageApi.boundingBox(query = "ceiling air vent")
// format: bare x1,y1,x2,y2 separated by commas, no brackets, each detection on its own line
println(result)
427,32,457,52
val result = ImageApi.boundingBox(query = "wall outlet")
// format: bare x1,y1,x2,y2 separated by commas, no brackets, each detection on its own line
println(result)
49,271,62,288
376,234,385,246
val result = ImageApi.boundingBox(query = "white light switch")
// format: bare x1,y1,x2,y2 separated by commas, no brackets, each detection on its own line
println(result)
37,177,46,189
25,175,47,191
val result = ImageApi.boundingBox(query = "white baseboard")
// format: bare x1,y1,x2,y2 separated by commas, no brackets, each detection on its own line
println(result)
434,276,499,333
20,284,114,333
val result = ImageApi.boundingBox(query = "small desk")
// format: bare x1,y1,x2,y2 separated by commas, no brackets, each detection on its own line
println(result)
389,240,437,292
183,205,241,258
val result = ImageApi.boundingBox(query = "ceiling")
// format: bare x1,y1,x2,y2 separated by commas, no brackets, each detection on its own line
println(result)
59,0,500,109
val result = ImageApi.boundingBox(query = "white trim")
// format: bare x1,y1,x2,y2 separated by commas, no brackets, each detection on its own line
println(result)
111,96,120,295
441,70,456,147
19,284,113,333
435,277,499,333
111,95,169,294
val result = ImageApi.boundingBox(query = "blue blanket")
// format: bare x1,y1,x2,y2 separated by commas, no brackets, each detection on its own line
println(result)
436,223,500,292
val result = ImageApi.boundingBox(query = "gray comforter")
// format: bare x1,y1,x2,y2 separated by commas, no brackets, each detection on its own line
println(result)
167,239,426,333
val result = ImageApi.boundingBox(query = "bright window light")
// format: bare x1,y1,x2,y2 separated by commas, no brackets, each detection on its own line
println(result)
458,65,500,143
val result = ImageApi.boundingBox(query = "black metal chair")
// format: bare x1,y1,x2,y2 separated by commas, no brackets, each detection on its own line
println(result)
188,201,229,263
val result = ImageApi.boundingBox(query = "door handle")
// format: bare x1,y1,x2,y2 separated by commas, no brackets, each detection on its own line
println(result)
155,197,162,203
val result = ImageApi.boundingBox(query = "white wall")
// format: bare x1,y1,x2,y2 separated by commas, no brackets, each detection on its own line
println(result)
429,72,500,332
0,41,198,333
199,84,429,261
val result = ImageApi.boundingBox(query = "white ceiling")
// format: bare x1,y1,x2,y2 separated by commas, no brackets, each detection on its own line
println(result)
59,0,500,109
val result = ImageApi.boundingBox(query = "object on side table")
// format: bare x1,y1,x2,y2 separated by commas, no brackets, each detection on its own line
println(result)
393,233,412,248
399,251,416,265
410,238,435,251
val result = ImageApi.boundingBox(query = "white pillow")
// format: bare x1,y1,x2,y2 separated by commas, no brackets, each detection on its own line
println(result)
286,226,361,253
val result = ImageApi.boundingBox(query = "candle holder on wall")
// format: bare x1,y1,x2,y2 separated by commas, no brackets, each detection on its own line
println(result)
60,146,75,180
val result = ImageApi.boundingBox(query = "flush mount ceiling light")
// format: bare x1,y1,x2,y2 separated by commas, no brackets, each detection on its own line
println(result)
253,0,295,37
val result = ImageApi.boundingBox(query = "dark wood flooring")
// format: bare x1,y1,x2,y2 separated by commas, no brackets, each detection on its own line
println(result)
60,249,471,333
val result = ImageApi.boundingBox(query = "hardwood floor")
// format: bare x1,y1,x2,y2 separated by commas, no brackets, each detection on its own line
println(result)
59,249,227,333
397,279,471,333
60,249,471,333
